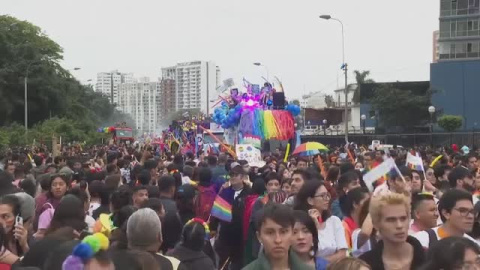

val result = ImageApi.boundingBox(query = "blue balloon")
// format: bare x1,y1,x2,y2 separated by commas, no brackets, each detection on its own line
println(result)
285,104,301,117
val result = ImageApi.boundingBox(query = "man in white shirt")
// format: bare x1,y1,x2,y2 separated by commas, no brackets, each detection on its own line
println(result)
413,189,478,249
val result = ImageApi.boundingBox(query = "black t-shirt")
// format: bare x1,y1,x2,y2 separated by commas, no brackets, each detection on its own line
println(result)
360,236,426,270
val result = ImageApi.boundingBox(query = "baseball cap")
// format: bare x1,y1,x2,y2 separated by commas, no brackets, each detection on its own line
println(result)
230,162,241,170
176,184,196,199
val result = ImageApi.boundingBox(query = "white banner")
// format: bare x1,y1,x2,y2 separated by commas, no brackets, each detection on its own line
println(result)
235,144,265,168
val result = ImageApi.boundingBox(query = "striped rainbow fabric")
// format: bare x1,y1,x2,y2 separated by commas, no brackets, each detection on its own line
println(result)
211,195,232,222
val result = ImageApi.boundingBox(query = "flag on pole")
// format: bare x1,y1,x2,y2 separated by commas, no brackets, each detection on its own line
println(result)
211,195,232,222
363,158,399,192
406,152,424,172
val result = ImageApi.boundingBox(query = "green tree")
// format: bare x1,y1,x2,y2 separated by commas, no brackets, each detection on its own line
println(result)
324,95,334,108
370,84,431,130
0,15,133,147
352,70,374,104
437,115,463,132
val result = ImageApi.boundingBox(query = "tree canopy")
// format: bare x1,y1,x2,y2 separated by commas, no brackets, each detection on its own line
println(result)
437,115,463,132
370,84,432,131
0,15,133,146
352,70,374,104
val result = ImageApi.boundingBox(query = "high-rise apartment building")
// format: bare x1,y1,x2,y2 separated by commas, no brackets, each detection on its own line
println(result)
438,0,480,61
161,61,220,116
159,78,176,121
431,0,480,130
95,70,134,104
433,30,440,62
117,78,161,133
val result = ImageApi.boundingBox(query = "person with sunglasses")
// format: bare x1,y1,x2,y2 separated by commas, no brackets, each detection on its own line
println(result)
413,189,479,249
294,181,348,263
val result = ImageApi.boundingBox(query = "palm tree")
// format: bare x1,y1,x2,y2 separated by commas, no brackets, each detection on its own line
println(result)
352,70,374,104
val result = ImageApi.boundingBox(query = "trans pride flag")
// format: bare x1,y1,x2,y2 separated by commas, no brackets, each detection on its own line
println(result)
211,195,232,222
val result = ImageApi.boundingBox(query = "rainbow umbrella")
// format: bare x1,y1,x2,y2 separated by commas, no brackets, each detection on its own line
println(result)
291,142,329,157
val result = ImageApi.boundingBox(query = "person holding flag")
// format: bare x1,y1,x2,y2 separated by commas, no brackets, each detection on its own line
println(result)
210,162,252,270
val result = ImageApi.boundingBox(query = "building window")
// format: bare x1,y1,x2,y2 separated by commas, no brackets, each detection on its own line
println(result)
457,19,468,36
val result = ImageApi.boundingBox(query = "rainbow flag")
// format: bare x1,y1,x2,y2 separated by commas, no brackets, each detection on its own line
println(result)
406,153,425,172
211,195,232,222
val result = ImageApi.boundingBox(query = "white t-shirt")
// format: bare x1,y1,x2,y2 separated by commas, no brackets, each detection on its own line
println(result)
234,189,243,199
88,202,100,217
351,228,372,257
317,216,348,257
413,226,480,248
85,215,96,233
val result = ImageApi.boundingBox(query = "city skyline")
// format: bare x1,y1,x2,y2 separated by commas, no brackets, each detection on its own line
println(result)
3,0,438,100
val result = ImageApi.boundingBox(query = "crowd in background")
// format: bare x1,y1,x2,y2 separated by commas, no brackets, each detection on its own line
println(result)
0,143,479,270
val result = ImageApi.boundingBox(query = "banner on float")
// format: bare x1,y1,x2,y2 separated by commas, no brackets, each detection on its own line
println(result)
235,144,266,168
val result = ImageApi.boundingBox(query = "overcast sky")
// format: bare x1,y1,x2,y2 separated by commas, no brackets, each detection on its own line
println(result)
3,0,439,100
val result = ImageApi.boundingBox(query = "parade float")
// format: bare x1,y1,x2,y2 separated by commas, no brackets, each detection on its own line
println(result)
210,78,301,150
97,123,135,145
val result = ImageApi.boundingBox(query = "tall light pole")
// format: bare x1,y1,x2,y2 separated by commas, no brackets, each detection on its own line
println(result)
361,114,367,134
428,106,436,133
320,15,348,143
24,62,38,135
428,106,436,147
253,62,270,82
323,119,327,136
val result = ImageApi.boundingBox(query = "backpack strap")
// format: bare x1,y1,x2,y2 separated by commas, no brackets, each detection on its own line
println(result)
426,228,438,248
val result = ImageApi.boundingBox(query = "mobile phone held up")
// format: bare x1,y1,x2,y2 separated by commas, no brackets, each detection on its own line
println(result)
15,215,23,227
14,215,23,239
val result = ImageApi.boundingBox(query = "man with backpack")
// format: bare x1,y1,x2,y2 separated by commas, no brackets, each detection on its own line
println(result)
194,167,216,221
413,189,478,248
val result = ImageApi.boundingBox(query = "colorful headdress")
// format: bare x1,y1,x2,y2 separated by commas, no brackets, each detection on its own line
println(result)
170,169,179,174
62,233,110,270
185,218,210,240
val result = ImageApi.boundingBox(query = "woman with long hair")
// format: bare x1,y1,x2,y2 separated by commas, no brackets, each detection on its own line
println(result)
0,195,29,265
351,198,376,257
291,210,329,270
34,174,69,238
339,187,370,250
294,181,348,263
44,195,87,238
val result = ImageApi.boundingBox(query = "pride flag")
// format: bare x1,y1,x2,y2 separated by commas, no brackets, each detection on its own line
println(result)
211,195,232,222
406,152,424,172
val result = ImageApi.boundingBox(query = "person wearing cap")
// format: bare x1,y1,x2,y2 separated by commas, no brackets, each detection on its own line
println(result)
175,184,196,225
210,162,252,270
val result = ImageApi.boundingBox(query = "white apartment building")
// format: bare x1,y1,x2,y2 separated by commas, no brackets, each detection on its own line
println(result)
117,78,161,133
161,61,219,115
95,70,134,104
302,91,327,109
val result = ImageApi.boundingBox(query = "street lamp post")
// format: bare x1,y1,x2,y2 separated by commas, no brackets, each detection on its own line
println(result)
361,114,366,134
323,119,327,136
428,106,436,147
320,15,348,143
253,62,269,82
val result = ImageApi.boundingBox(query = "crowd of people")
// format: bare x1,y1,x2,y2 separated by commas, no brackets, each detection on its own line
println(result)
0,143,480,270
